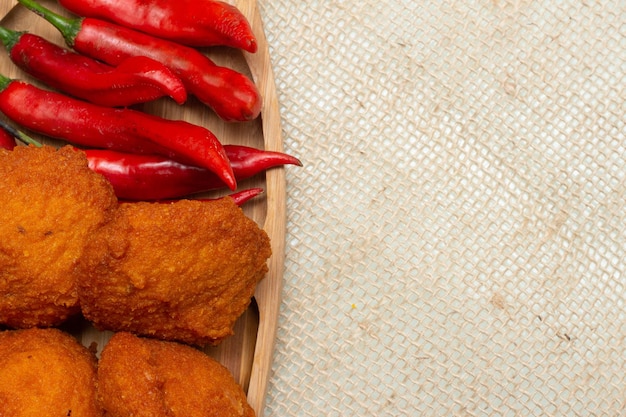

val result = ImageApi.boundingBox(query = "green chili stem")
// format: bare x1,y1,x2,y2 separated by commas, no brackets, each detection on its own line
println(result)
0,73,12,91
0,118,43,147
0,26,23,51
17,0,82,47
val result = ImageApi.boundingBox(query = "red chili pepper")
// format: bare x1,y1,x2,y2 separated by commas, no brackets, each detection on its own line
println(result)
157,188,265,206
0,121,276,204
0,74,236,189
19,0,262,122
1,118,262,208
1,121,260,209
0,125,17,150
84,145,301,200
220,188,264,206
58,0,257,53
0,26,186,107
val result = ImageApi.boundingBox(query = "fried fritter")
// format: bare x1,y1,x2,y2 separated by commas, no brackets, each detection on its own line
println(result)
0,145,118,328
98,332,255,417
78,198,271,346
0,327,102,416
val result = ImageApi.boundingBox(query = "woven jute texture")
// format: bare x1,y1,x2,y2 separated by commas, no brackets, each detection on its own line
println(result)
260,1,625,415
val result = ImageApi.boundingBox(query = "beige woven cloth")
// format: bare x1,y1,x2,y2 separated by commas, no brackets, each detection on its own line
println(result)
259,1,625,415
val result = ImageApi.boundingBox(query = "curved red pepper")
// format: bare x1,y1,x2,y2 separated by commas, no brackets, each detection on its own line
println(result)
0,27,186,107
19,0,261,122
220,188,264,206
0,122,285,204
0,124,261,207
0,74,236,189
58,0,257,53
157,188,265,206
84,145,301,200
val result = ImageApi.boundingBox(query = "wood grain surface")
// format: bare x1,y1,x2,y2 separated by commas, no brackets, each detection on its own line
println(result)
0,0,285,415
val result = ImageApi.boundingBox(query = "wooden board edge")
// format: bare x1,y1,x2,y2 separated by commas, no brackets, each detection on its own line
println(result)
239,0,287,415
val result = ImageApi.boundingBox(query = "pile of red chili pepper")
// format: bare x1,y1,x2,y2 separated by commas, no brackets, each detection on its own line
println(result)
0,0,301,202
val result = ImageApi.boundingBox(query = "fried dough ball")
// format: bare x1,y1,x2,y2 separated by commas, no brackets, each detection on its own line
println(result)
78,198,271,346
98,332,255,417
0,145,118,328
0,327,102,416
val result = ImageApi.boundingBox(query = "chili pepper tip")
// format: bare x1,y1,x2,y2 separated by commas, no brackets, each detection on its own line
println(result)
199,187,264,206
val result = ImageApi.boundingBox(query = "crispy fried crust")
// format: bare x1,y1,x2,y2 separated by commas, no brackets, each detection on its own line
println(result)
78,198,271,346
0,146,118,328
98,332,255,417
0,327,102,416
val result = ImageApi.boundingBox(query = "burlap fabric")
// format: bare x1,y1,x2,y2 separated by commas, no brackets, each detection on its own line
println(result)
260,1,625,415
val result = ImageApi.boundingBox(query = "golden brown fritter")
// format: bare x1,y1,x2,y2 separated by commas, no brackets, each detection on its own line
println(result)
0,327,102,416
0,145,118,328
98,332,255,417
78,198,271,346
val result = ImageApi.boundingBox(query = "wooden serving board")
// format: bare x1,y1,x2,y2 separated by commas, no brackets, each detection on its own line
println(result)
0,0,285,414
